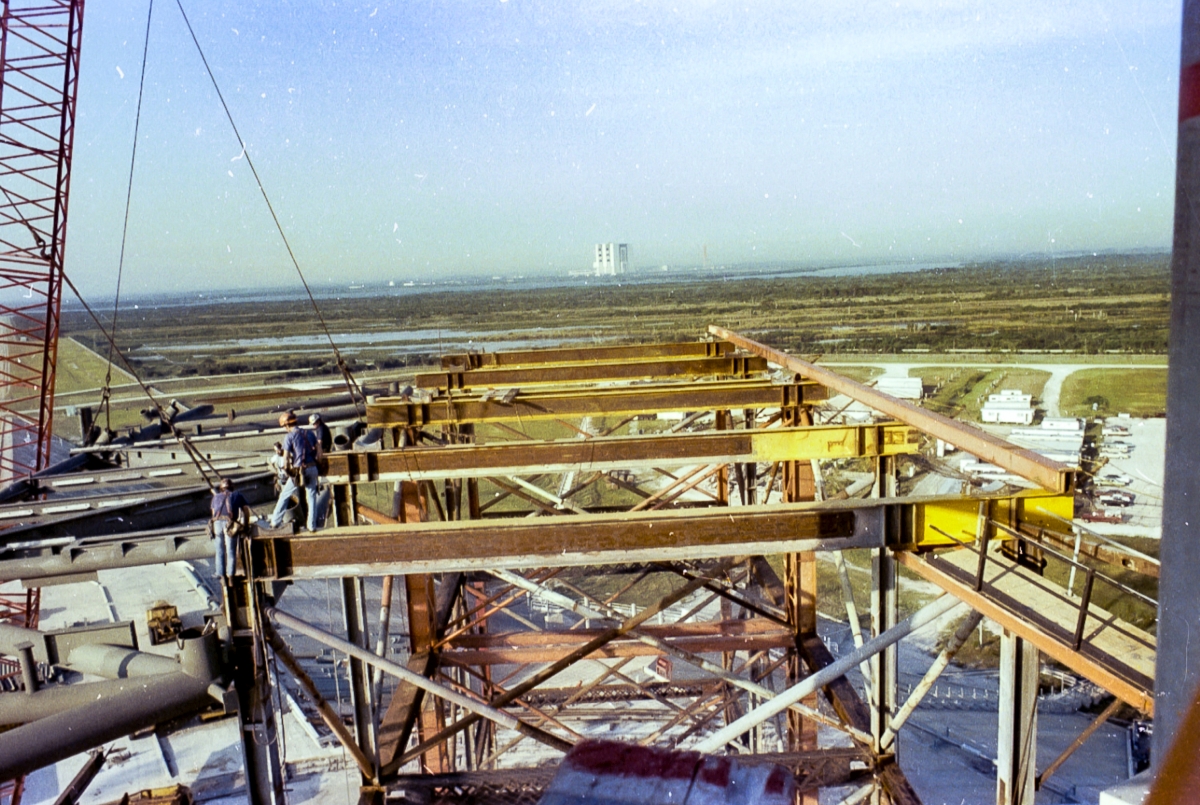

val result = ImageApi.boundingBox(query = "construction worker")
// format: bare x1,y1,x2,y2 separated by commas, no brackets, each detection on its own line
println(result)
270,411,321,531
210,478,250,580
308,412,333,455
268,441,289,492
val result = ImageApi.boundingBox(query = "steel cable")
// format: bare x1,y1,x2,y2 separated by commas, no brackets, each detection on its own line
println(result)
100,0,155,432
174,0,366,419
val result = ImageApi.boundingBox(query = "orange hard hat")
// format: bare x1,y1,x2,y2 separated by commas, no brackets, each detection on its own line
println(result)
279,412,297,427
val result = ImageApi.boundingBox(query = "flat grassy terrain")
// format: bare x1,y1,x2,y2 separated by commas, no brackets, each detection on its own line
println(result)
62,254,1169,383
55,338,137,395
1059,368,1168,417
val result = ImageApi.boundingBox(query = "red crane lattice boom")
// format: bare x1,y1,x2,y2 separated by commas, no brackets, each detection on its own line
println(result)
0,0,83,483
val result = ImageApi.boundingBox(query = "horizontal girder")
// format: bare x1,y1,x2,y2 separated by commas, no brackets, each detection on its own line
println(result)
440,340,735,369
323,422,918,484
367,379,826,428
416,354,769,391
252,503,864,579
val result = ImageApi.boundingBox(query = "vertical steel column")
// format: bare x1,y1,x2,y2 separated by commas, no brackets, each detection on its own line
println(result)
230,581,285,805
996,630,1038,805
715,409,730,505
719,596,743,728
781,404,820,803
869,543,898,755
341,576,379,784
870,456,899,762
743,408,757,504
1158,0,1200,762
406,573,450,773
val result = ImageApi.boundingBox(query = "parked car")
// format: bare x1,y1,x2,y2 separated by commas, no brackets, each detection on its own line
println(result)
1081,508,1124,524
1096,472,1134,487
1097,490,1136,507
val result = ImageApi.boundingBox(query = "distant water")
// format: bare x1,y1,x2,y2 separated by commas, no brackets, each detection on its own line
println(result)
66,260,961,311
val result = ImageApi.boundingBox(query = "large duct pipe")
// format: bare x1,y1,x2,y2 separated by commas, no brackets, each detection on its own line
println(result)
331,422,363,451
0,624,44,659
0,632,221,778
0,672,183,725
0,670,214,779
64,643,181,679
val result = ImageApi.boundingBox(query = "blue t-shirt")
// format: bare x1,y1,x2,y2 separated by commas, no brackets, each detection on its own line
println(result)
211,489,248,520
283,427,318,467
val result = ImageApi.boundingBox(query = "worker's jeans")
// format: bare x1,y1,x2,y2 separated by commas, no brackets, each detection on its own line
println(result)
270,465,320,531
213,520,236,578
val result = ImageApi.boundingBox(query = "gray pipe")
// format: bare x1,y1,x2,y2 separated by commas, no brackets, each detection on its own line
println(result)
355,427,384,449
0,672,182,725
64,644,181,679
0,624,45,660
0,633,221,779
0,671,214,779
0,632,218,726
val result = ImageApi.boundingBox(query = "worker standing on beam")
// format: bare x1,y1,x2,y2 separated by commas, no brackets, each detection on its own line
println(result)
210,478,250,581
271,411,321,532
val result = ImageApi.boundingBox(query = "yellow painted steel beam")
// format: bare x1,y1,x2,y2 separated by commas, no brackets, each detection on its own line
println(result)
323,423,918,484
903,492,1076,548
440,340,735,369
710,325,1075,493
366,379,826,428
415,354,768,391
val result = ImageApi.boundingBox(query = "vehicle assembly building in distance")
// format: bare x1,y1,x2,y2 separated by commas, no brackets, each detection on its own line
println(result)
594,242,629,276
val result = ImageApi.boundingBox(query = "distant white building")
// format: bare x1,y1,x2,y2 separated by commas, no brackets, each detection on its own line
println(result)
594,243,628,276
981,389,1034,425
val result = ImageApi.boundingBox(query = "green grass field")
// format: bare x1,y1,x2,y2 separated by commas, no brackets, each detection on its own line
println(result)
1059,368,1168,417
55,338,137,395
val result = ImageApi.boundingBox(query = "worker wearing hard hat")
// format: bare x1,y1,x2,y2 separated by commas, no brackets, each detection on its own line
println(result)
269,411,322,531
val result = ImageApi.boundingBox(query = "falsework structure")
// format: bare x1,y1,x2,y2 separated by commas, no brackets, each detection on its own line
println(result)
0,328,1160,805
229,328,1149,805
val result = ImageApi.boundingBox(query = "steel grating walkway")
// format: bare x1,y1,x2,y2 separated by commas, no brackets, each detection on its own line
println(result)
897,545,1156,713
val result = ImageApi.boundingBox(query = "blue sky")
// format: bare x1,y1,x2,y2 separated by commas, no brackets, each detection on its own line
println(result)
65,1,1182,295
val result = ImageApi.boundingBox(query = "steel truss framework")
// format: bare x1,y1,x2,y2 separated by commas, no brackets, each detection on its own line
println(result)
212,330,1153,805
0,331,1159,805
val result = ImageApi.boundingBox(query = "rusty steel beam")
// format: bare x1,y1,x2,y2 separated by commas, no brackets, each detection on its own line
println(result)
250,505,862,579
441,634,795,665
448,618,787,646
323,423,918,484
440,340,736,369
709,326,1074,493
416,354,769,391
366,379,825,429
381,560,737,778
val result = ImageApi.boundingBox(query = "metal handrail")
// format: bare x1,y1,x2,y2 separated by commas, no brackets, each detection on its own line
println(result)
988,520,1158,608
926,523,1155,654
